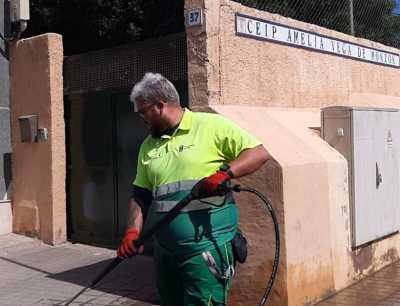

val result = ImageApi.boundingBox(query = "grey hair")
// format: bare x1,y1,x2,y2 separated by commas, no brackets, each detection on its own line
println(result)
130,72,180,111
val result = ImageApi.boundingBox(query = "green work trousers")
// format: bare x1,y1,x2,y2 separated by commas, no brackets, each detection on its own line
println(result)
153,242,234,306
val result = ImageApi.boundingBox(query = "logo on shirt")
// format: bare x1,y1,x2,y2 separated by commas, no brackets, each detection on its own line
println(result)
178,144,195,152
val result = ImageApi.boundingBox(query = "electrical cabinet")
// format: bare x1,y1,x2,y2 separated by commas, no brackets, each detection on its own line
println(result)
322,106,400,247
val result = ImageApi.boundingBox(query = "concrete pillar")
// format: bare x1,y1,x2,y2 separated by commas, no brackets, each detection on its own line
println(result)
185,0,222,110
10,34,66,245
185,2,288,305
0,0,12,235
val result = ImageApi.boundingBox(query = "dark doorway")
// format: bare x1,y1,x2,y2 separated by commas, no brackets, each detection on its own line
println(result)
64,33,188,247
65,91,144,247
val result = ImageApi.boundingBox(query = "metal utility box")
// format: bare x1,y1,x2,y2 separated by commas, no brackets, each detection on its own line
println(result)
322,106,400,248
18,115,38,143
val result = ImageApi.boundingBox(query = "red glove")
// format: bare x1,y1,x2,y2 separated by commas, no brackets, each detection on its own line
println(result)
197,171,231,198
117,228,143,258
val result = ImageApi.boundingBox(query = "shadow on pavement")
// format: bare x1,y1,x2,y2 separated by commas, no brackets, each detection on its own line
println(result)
1,254,160,305
50,255,160,305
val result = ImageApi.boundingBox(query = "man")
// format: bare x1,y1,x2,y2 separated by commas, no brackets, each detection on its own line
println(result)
117,72,270,306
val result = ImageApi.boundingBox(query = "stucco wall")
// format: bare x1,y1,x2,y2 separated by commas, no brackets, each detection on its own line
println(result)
185,0,210,109
211,106,345,306
10,34,66,245
187,0,400,109
213,106,400,306
185,1,400,306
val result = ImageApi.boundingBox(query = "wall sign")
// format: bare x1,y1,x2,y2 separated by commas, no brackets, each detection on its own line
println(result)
187,8,203,27
235,13,400,69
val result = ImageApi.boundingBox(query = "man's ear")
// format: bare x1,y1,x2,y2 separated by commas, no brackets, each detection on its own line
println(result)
158,100,167,115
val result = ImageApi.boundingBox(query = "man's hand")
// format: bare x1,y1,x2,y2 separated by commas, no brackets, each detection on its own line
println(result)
194,171,231,198
117,228,144,258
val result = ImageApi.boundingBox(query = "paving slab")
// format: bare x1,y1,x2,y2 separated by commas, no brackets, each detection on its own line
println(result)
316,260,400,306
0,234,159,306
2,233,400,306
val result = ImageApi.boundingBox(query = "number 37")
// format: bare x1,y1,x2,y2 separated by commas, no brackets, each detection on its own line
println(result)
188,9,202,26
190,12,199,23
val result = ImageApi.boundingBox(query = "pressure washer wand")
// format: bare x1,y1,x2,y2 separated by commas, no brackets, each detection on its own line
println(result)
64,257,123,305
134,193,194,247
65,182,279,306
64,193,195,306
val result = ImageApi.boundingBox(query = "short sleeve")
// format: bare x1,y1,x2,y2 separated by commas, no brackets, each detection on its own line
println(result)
215,117,262,162
133,144,152,191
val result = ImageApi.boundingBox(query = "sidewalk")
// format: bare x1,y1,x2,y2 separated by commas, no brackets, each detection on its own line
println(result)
316,260,400,306
1,233,399,306
0,234,159,306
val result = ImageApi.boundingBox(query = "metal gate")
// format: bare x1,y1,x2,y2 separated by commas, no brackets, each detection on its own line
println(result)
64,33,188,247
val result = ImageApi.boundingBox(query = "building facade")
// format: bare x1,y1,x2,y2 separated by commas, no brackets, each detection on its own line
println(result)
6,1,400,305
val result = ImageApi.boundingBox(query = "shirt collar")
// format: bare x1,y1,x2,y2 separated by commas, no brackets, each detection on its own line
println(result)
159,108,192,140
177,108,193,131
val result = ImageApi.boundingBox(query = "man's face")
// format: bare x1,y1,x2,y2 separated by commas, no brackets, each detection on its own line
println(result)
136,100,165,137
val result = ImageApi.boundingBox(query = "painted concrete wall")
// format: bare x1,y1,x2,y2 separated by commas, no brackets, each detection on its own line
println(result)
211,106,347,306
185,1,400,306
211,106,400,306
0,0,12,234
185,0,210,109
10,34,66,245
186,0,400,110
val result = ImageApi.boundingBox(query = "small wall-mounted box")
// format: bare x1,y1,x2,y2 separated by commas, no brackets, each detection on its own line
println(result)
18,115,38,143
10,0,30,22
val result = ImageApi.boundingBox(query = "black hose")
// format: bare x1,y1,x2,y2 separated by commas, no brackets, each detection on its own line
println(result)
232,185,280,306
64,184,280,306
134,193,194,247
64,194,195,306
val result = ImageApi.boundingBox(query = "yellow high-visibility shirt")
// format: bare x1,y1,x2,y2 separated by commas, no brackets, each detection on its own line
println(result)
134,108,261,257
